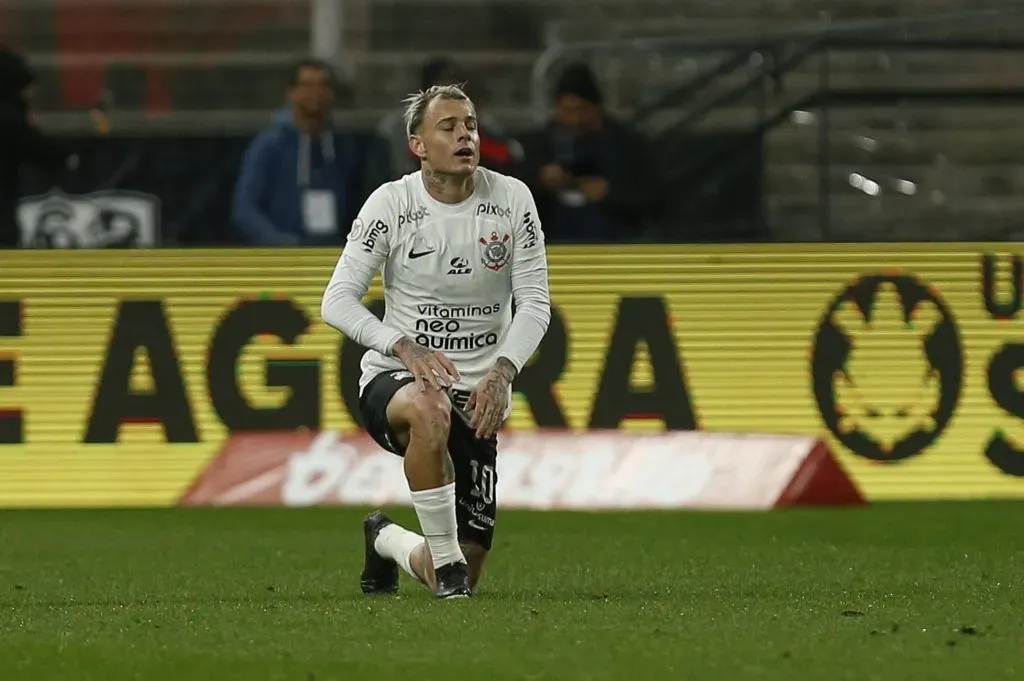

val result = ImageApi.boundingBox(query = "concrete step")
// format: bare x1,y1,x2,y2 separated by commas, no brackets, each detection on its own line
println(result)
770,106,1024,131
551,14,1024,41
765,127,1024,164
23,50,537,112
24,46,1024,112
352,52,537,108
24,54,298,111
11,0,1008,64
767,162,1024,197
360,50,1024,111
3,1,310,53
366,1,543,51
613,67,1024,114
644,104,1024,132
766,194,1024,241
539,0,979,21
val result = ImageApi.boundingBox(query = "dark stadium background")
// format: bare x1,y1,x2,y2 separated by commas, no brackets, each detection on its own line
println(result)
2,2,1024,680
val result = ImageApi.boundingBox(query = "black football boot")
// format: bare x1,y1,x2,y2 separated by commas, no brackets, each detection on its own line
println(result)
360,510,399,595
433,561,472,599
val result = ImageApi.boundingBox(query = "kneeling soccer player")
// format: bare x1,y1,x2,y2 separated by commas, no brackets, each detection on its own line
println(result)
320,84,551,599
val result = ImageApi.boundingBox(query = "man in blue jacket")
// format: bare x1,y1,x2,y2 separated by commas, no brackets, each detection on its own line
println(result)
232,58,357,246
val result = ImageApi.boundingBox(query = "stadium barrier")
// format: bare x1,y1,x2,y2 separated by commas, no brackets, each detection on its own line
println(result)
0,244,1022,507
180,430,862,509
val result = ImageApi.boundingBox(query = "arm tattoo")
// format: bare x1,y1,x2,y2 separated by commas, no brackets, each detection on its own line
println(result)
393,336,427,360
482,358,516,408
494,357,518,384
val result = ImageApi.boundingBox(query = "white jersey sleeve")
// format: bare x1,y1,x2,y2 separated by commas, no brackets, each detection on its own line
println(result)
495,178,552,372
320,187,406,356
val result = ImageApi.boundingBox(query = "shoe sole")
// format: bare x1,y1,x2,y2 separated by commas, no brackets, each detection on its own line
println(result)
362,584,398,595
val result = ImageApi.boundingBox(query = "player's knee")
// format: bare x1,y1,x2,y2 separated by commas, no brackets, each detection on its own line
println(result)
404,390,452,444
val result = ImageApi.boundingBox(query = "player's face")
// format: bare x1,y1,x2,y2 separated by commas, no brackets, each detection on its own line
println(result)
289,66,333,120
412,97,479,176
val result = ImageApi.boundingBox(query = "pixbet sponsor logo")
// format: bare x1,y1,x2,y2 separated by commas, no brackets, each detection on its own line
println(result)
476,203,512,219
398,205,429,228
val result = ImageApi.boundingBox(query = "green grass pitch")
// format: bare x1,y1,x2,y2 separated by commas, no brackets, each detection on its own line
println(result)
0,502,1020,680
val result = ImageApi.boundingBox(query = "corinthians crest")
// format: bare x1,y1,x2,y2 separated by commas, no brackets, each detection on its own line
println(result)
479,231,511,271
810,274,963,462
832,282,941,451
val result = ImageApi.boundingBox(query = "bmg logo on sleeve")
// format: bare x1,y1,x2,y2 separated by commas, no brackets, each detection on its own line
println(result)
358,220,389,254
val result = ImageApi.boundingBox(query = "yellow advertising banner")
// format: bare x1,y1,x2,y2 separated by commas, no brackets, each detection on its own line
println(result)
0,244,1022,507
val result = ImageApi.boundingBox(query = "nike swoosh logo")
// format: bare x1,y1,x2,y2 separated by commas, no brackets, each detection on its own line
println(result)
409,249,436,259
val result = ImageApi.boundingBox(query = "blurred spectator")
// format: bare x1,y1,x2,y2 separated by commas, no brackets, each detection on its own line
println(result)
522,62,653,242
232,58,361,246
0,49,78,248
379,56,523,179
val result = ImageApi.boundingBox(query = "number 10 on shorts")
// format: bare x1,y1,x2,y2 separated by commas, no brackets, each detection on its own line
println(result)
469,460,496,505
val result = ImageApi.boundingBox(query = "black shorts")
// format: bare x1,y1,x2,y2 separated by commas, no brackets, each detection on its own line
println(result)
359,370,498,551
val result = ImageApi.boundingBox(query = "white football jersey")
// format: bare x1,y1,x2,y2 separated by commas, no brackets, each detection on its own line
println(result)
322,167,550,395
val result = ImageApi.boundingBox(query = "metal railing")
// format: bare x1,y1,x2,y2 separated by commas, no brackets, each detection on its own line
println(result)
529,4,1024,241
530,5,1024,120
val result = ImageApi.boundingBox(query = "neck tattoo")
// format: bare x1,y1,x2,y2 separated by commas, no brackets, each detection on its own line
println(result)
422,168,475,204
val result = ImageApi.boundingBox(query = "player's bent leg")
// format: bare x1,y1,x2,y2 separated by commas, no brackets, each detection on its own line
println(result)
361,510,402,594
410,540,489,592
365,516,482,594
386,385,471,599
362,509,436,594
385,385,451,488
463,541,489,591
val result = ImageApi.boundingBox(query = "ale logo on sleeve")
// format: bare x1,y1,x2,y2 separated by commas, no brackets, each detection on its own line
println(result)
811,273,963,462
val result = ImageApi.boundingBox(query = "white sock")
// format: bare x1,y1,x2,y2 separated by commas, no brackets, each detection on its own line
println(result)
374,523,425,581
409,482,466,569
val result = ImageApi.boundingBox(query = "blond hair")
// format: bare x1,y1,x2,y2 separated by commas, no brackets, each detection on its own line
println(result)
402,84,472,137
